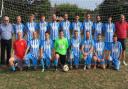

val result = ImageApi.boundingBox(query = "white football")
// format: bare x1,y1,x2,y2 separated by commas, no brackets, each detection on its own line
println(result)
63,65,69,72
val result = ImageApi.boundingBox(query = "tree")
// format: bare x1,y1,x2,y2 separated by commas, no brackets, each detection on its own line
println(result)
55,4,92,21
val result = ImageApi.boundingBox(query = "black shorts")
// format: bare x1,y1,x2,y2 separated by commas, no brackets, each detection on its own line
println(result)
118,38,126,50
56,52,66,65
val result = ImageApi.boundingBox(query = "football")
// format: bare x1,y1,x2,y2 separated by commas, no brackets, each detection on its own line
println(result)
63,65,69,72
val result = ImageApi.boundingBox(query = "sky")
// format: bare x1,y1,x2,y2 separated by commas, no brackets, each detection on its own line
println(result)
50,0,104,10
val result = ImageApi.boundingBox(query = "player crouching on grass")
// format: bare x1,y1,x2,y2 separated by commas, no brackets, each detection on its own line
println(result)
24,31,41,70
106,34,122,71
92,34,106,69
9,32,27,72
81,31,94,70
70,30,81,69
40,31,54,72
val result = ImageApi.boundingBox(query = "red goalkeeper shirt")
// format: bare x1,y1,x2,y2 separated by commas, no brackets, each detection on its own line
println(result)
13,39,27,59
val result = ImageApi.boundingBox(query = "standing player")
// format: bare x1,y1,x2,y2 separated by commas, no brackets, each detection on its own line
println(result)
38,15,48,41
71,15,83,38
25,14,38,42
9,32,27,71
40,31,53,72
92,34,105,69
13,16,25,39
103,16,115,66
93,15,103,42
24,31,41,70
115,14,128,66
83,14,93,39
70,30,81,69
48,14,60,42
60,13,71,43
81,31,94,70
110,34,122,70
54,30,69,71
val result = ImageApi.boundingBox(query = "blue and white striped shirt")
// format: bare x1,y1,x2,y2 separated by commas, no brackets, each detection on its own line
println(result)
28,39,41,58
110,41,122,60
83,20,93,39
48,21,60,41
41,39,53,59
38,21,48,41
93,22,103,41
25,22,38,42
71,37,81,57
94,41,105,59
71,21,83,38
60,20,71,40
103,23,115,42
13,23,25,39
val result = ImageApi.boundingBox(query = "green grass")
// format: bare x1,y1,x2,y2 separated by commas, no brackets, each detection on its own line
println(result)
0,66,128,89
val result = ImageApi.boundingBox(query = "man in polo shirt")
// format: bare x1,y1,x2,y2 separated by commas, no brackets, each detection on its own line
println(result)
0,16,14,65
115,14,128,66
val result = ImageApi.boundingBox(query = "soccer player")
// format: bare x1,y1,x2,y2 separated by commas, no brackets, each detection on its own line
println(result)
25,14,38,42
115,14,128,66
24,31,41,70
70,30,81,69
93,15,103,42
13,16,25,39
54,30,69,71
40,31,54,72
81,31,94,70
71,15,83,38
60,13,71,42
103,16,115,66
83,14,93,39
110,34,122,70
48,14,60,42
9,32,27,71
38,15,48,41
92,34,105,69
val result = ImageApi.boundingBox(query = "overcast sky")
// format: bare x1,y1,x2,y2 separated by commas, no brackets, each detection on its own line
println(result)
50,0,104,10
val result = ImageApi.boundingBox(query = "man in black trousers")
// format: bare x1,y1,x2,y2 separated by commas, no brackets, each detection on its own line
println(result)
0,16,13,65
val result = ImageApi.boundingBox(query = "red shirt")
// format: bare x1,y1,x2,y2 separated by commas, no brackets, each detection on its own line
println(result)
115,21,128,39
13,39,27,59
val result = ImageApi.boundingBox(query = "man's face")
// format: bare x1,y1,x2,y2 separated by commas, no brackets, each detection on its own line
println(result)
108,17,112,22
59,31,64,38
86,32,90,39
97,16,101,22
29,15,34,22
97,35,102,41
74,31,78,38
75,16,79,21
120,15,125,22
45,33,49,40
33,31,38,39
41,16,45,21
17,32,22,39
86,14,91,20
3,16,9,24
113,37,117,42
16,16,22,23
52,15,56,21
64,14,68,20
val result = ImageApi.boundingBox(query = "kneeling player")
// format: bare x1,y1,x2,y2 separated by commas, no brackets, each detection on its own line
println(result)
40,31,53,72
109,34,122,70
70,30,81,69
24,31,41,70
92,34,105,69
81,31,94,70
9,32,27,71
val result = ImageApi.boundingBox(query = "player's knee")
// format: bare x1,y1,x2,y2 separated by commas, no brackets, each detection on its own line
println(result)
93,56,97,62
55,54,59,59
